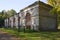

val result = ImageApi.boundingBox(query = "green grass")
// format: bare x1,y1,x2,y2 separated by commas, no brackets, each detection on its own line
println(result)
0,28,60,40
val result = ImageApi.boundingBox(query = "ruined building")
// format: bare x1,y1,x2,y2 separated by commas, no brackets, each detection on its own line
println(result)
4,1,57,31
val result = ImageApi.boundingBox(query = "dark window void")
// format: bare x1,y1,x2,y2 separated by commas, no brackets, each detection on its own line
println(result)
25,13,31,29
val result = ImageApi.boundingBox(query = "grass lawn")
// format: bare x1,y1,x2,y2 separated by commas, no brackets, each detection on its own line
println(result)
0,28,60,40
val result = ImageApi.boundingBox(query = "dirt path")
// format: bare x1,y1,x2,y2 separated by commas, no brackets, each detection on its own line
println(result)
0,31,20,40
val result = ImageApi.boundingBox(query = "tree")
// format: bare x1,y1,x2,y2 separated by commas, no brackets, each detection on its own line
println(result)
0,9,16,27
47,0,57,6
47,0,60,6
0,10,7,27
1,10,7,19
47,0,60,25
7,9,16,17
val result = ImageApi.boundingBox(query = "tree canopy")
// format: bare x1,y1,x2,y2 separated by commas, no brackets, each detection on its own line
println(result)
0,9,16,27
47,0,60,6
47,0,60,25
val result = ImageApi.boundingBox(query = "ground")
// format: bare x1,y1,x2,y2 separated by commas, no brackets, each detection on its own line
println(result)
0,28,60,40
0,30,20,40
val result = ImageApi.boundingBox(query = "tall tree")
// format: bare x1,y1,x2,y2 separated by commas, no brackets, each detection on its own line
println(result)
0,10,7,27
1,10,7,19
7,9,16,17
0,9,16,27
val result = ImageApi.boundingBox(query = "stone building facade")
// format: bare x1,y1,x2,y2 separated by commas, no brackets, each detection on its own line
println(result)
4,1,57,31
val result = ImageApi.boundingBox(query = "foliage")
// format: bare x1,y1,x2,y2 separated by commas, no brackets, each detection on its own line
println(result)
0,28,60,40
47,0,60,6
7,9,16,17
47,0,60,25
47,0,56,6
0,9,16,27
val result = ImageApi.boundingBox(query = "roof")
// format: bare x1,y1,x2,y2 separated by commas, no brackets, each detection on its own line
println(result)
5,1,53,19
20,1,53,12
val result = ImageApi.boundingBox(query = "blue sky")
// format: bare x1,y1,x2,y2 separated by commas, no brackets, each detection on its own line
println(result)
0,0,47,12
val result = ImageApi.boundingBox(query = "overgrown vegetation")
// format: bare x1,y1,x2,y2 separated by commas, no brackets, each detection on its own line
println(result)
47,0,60,25
0,28,60,40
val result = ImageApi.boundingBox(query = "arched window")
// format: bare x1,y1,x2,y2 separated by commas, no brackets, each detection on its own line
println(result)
18,16,20,27
18,17,20,21
13,17,15,27
25,13,31,29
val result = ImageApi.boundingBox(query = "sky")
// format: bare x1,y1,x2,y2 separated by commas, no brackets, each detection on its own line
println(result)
0,0,47,12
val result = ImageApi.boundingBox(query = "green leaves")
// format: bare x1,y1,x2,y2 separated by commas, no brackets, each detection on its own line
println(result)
7,9,16,17
47,0,60,24
47,0,57,6
47,0,60,6
0,9,16,26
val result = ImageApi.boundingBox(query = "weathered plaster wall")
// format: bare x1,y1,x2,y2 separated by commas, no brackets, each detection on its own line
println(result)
39,6,57,30
20,5,39,30
14,15,18,29
5,19,7,27
10,17,14,28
